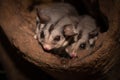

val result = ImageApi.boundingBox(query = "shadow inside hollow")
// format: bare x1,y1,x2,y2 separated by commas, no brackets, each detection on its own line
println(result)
0,26,55,80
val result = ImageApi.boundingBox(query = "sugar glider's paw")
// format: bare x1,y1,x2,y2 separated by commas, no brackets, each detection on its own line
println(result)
34,34,37,39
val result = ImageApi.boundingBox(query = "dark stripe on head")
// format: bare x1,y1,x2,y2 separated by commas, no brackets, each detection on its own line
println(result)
77,30,82,40
49,24,54,33
41,23,47,30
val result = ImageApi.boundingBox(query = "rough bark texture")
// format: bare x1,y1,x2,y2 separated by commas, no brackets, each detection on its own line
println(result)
0,0,120,80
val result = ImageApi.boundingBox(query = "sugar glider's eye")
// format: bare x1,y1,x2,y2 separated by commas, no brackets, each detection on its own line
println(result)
54,36,61,41
79,43,86,49
40,31,45,38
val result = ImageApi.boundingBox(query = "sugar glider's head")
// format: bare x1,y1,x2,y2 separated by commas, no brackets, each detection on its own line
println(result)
37,23,77,51
36,10,77,51
65,15,100,58
66,31,99,58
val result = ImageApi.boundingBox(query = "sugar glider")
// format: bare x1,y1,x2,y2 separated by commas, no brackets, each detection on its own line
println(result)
65,15,99,58
35,3,79,51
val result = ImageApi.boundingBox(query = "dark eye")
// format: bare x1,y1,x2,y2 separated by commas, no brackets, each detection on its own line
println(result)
54,36,61,41
79,43,86,49
40,31,44,38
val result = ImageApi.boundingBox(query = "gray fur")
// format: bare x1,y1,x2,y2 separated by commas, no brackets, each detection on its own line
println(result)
65,15,99,57
35,3,79,51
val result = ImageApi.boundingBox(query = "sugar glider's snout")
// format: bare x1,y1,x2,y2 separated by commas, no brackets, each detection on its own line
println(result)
42,44,53,51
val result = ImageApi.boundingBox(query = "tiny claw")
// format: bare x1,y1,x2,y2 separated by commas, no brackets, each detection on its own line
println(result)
65,48,68,53
34,35,37,39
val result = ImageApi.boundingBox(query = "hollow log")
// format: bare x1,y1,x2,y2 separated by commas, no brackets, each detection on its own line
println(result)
0,0,120,80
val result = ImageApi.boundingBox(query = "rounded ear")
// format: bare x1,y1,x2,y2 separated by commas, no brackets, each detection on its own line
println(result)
89,28,99,38
36,8,50,23
63,24,77,36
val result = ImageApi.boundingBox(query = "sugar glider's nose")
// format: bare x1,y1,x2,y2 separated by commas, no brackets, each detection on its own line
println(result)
70,53,77,58
43,44,52,50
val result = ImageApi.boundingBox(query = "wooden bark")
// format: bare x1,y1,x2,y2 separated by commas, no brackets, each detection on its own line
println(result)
0,0,120,80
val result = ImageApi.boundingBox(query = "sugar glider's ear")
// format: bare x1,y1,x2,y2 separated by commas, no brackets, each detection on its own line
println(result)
36,8,50,24
89,28,99,39
63,24,77,36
